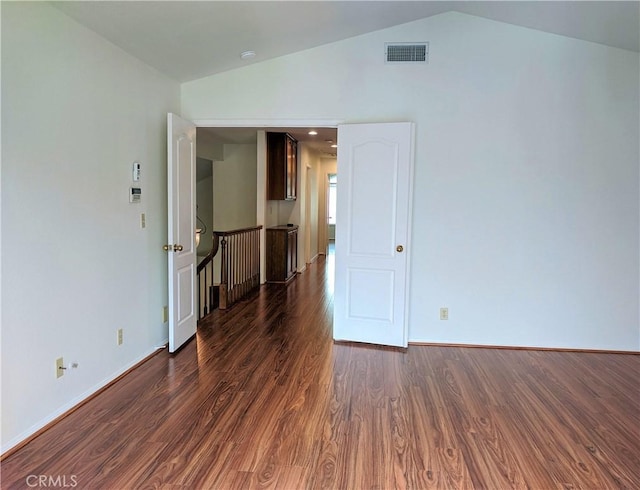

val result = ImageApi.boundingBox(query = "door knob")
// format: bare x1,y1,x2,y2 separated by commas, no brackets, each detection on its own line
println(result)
174,244,184,252
163,245,172,252
396,245,404,253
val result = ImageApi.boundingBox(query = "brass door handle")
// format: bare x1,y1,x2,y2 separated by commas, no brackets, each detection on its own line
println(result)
174,244,184,252
396,245,404,253
163,245,172,252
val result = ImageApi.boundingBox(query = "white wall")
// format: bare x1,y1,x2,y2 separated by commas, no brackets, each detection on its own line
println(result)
306,152,321,263
293,143,318,269
297,145,328,265
213,144,257,231
182,12,640,351
1,3,180,451
196,169,214,256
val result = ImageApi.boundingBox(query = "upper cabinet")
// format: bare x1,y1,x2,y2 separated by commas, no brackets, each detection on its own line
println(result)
267,132,297,200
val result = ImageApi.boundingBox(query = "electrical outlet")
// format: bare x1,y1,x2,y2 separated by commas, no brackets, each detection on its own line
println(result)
162,306,168,323
117,328,124,346
56,357,65,378
440,307,449,320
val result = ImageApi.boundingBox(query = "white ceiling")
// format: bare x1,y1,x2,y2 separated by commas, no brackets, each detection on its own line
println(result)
51,1,639,152
53,1,639,84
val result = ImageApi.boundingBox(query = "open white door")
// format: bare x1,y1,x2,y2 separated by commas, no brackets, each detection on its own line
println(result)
333,122,414,347
167,113,197,353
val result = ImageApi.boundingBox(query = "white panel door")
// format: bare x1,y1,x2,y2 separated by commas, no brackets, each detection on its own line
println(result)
167,113,197,353
334,122,414,347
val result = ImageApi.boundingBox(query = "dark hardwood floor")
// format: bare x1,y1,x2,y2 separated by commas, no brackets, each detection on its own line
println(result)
2,255,639,489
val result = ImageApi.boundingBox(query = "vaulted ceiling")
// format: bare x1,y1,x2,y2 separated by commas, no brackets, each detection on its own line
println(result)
51,1,639,154
53,1,639,84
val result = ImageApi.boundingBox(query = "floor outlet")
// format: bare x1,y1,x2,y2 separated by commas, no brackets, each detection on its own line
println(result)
440,307,449,321
56,357,65,378
117,328,124,345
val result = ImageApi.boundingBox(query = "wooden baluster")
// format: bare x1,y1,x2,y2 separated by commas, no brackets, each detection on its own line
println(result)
236,233,240,300
205,262,209,316
237,233,241,298
219,235,228,309
245,232,249,292
251,229,255,287
243,232,247,295
210,262,213,312
197,268,201,319
233,235,237,304
227,235,233,305
230,235,234,305
240,233,244,297
246,230,249,290
251,229,256,287
231,235,236,305
203,266,206,317
229,236,232,305
201,265,205,318
253,230,260,287
232,234,235,303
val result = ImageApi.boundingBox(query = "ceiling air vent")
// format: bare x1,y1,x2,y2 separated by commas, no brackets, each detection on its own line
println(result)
385,42,429,63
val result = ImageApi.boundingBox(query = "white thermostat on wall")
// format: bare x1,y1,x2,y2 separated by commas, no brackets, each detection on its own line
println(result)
132,161,141,182
130,187,142,203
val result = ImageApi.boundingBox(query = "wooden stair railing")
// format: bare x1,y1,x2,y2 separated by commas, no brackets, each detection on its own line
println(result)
197,233,220,320
216,226,262,310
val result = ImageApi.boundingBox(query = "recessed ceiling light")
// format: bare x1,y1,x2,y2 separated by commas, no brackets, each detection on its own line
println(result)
308,130,318,136
331,144,338,148
240,50,256,60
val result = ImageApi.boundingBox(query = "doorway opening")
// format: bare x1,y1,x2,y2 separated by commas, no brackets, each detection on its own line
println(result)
194,122,338,281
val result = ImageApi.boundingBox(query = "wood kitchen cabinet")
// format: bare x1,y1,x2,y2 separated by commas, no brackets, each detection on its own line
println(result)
266,226,298,283
267,132,297,200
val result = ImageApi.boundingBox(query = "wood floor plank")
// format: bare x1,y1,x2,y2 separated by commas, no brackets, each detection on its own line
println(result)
2,254,639,489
